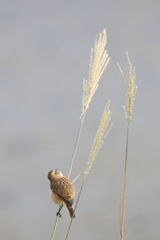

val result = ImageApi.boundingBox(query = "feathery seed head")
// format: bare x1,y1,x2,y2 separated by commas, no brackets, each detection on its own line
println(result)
117,52,137,124
84,101,113,180
81,29,110,120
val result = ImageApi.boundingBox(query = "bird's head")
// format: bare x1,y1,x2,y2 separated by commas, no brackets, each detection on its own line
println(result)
48,169,63,180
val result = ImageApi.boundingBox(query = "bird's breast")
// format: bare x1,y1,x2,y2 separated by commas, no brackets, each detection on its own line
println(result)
50,189,64,205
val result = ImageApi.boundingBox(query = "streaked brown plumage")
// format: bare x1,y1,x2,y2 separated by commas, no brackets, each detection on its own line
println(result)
48,169,76,219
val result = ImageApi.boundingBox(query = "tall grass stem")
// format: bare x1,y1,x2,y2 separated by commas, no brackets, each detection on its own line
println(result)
67,116,85,179
120,122,130,240
118,53,137,240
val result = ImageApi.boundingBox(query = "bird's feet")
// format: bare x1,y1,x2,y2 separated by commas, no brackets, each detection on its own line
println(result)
56,211,62,218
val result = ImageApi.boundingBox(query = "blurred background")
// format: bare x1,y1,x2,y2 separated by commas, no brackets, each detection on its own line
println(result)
1,1,160,240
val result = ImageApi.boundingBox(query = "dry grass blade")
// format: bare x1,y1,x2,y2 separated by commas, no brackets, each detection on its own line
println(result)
71,170,84,184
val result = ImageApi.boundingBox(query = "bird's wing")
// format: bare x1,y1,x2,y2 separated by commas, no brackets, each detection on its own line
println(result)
50,177,75,206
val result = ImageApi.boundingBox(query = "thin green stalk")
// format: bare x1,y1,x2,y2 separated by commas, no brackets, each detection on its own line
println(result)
51,205,63,240
120,122,130,240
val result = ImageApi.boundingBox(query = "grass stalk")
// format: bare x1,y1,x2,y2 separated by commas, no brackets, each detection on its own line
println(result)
118,52,137,240
50,205,63,240
119,122,129,240
67,116,85,179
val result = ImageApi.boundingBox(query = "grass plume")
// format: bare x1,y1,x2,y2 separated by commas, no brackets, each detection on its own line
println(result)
118,53,137,240
68,29,110,180
117,52,137,125
81,29,110,120
84,100,113,180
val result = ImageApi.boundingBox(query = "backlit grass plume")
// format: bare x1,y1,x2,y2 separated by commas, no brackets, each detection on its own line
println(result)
65,101,113,240
84,100,113,180
68,29,110,179
81,29,110,120
118,53,137,240
117,52,137,125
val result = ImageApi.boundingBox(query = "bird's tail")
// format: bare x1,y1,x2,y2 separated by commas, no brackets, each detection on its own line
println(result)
67,205,76,219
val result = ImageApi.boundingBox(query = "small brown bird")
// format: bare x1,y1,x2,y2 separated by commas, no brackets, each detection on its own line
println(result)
48,169,76,219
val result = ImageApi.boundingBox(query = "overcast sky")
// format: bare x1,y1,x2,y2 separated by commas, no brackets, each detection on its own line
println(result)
1,1,160,240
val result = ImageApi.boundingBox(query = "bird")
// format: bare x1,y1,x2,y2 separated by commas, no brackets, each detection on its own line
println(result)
48,169,76,219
